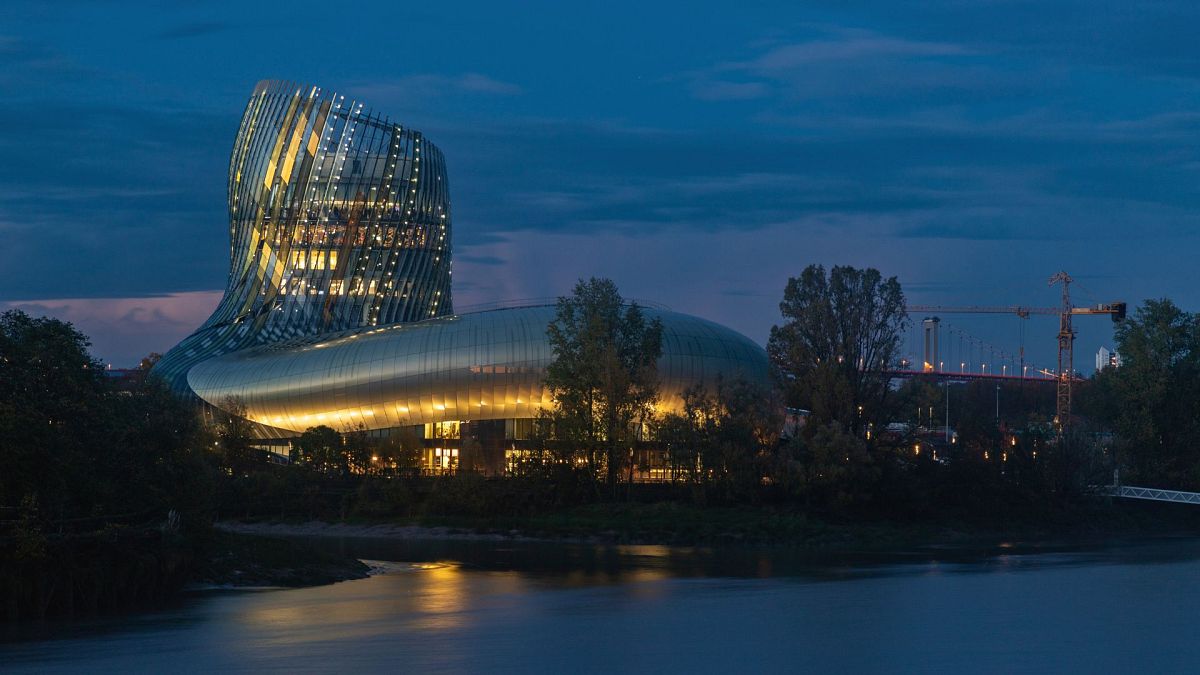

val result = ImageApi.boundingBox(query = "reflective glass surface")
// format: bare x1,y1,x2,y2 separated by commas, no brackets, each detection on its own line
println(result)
154,80,452,394
187,306,770,432
156,81,770,437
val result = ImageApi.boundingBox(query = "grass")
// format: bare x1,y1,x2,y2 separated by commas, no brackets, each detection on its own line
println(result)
193,530,369,587
405,502,988,549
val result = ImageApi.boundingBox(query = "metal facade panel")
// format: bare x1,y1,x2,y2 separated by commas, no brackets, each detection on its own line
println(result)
188,306,770,433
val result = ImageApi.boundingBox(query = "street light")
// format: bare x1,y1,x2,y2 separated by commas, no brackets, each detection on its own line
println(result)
944,379,950,444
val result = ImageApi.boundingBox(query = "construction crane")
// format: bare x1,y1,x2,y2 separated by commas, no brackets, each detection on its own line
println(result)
907,271,1126,431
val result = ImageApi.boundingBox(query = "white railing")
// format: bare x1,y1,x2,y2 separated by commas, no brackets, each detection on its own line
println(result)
1098,484,1200,505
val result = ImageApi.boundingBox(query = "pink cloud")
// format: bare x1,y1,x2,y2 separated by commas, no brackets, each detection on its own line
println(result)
3,290,222,367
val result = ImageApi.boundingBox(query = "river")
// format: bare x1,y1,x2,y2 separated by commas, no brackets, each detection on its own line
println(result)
5,536,1200,673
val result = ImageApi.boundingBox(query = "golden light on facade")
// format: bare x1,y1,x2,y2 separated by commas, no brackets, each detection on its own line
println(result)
160,80,772,439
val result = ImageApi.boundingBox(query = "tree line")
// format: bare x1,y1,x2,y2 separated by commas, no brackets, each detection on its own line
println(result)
522,268,1200,515
3,265,1198,532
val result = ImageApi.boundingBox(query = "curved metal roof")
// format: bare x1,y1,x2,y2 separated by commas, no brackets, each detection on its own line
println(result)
188,305,769,433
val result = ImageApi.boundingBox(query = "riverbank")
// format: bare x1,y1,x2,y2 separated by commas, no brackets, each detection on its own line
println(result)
192,530,370,588
0,528,371,621
1,526,195,622
216,499,1200,551
219,509,934,549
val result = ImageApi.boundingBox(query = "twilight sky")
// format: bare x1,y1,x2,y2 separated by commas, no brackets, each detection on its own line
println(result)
2,1,1198,370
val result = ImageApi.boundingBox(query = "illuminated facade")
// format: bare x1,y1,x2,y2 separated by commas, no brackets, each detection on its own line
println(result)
157,80,771,470
187,304,768,432
155,80,452,394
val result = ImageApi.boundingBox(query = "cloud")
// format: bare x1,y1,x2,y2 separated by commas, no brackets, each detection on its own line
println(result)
441,107,1200,255
0,98,232,299
157,21,230,40
3,291,222,366
678,18,1200,149
0,35,95,85
721,288,772,298
456,254,506,266
729,29,971,71
456,73,522,95
347,73,522,104
679,25,989,108
689,80,770,101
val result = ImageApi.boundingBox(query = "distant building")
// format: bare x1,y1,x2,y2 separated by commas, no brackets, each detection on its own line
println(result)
1096,346,1122,372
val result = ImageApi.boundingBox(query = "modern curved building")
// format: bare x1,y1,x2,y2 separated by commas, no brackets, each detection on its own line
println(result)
156,80,770,472
155,80,452,394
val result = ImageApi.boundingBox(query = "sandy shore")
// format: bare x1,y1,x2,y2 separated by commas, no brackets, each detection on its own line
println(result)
216,520,547,542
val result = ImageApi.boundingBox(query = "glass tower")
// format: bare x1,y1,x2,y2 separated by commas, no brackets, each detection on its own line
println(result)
155,80,452,394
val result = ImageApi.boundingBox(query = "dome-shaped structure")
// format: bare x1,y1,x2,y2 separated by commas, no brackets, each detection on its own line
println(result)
186,305,770,433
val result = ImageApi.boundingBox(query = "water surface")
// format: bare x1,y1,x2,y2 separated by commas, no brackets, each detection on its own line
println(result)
5,537,1200,673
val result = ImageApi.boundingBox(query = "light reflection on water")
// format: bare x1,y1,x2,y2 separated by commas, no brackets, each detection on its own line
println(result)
5,537,1200,673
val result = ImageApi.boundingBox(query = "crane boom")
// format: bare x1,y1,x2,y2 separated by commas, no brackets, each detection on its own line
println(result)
907,304,1055,317
905,279,1126,433
906,304,1125,317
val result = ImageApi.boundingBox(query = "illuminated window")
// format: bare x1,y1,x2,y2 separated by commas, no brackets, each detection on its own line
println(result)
425,421,460,439
431,447,459,470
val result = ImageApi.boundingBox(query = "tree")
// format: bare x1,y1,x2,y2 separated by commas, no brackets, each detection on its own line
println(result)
658,386,711,484
1095,299,1200,488
213,396,262,475
101,376,214,523
374,427,425,473
291,425,344,475
779,420,878,510
657,376,782,495
0,310,107,518
0,310,211,524
544,278,663,490
767,265,907,437
342,425,373,476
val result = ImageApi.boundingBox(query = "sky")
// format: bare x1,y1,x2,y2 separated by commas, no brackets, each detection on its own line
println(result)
2,1,1198,371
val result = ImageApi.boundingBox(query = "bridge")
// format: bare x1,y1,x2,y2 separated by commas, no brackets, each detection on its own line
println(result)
1093,470,1200,505
884,369,1056,383
898,315,1066,382
903,271,1125,427
900,275,1195,504
1100,485,1200,505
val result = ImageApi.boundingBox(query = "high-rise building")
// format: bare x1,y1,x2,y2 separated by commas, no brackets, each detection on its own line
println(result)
1096,346,1121,371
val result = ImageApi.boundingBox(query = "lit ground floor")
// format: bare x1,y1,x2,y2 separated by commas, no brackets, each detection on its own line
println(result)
251,417,688,481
